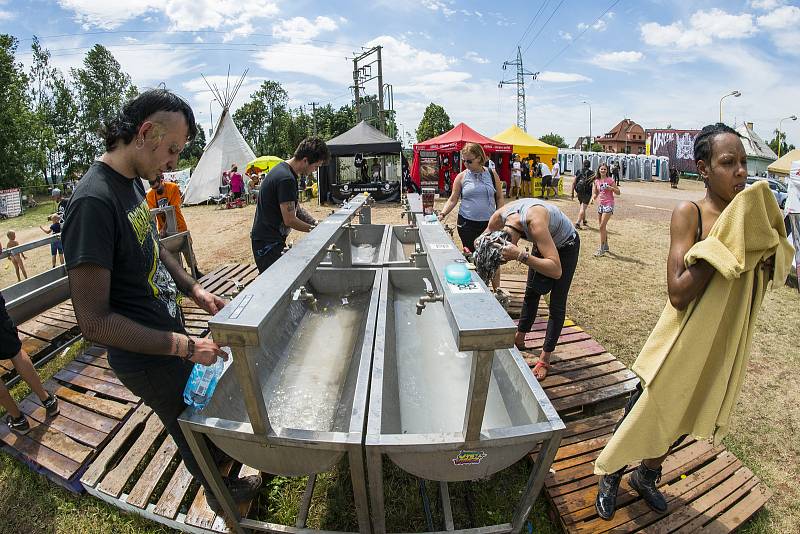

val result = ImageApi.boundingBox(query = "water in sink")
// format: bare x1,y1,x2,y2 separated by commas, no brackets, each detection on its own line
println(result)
264,292,369,432
393,291,512,434
351,243,378,263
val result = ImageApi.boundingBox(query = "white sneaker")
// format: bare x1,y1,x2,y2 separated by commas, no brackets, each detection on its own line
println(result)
594,247,605,257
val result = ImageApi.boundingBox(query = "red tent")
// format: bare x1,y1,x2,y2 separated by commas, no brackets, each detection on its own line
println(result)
411,122,513,192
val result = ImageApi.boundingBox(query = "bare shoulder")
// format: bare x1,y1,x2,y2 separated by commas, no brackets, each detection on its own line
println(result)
670,201,699,239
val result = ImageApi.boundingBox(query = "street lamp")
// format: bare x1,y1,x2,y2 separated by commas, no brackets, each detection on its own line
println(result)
777,115,797,158
719,90,741,123
581,100,592,151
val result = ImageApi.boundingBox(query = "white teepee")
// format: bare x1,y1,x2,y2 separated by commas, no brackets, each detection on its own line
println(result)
183,71,256,205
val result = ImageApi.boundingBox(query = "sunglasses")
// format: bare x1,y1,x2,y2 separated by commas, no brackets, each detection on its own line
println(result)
464,159,475,164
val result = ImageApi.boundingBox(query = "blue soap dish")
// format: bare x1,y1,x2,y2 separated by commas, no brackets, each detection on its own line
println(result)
445,263,472,285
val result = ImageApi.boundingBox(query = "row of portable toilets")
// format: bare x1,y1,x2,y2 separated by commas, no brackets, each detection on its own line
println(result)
557,150,671,182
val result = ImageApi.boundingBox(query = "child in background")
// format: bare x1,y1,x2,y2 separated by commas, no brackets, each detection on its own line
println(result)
592,163,621,256
39,214,65,268
5,231,28,281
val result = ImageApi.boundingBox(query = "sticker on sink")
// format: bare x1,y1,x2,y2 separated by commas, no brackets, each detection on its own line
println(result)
429,243,453,250
452,450,487,466
447,280,484,293
230,294,254,319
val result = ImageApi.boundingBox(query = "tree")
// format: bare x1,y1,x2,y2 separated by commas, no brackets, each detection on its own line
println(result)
0,34,37,189
28,37,59,184
539,132,568,148
769,129,795,157
234,80,291,156
416,103,452,142
590,142,604,152
51,76,83,180
180,126,206,164
71,44,137,169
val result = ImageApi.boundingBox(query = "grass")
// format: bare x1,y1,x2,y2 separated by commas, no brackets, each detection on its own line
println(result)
0,200,60,237
0,194,797,533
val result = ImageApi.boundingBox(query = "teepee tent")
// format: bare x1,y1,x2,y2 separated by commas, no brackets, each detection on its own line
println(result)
183,71,256,205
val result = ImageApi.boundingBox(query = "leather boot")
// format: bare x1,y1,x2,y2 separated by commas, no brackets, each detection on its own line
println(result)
595,468,624,520
629,463,667,513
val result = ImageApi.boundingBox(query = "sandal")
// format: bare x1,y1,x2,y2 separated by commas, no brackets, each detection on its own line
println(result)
532,360,551,381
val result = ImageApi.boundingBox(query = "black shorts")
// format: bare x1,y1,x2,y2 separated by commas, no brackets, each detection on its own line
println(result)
456,214,489,253
541,175,552,187
0,293,22,360
252,239,286,273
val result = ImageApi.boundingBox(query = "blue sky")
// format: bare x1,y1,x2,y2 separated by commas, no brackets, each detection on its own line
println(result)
1,0,799,148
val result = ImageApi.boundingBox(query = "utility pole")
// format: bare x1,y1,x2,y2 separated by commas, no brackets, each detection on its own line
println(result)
499,46,539,131
308,101,319,135
350,46,388,132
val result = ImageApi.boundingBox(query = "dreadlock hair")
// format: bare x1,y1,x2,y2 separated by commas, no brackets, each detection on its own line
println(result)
693,123,741,170
102,88,198,151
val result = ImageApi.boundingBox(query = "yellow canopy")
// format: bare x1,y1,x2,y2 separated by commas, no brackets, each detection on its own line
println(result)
767,148,800,176
246,155,284,173
492,125,558,158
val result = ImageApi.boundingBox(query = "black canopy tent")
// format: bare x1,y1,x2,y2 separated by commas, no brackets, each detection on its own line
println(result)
319,121,403,203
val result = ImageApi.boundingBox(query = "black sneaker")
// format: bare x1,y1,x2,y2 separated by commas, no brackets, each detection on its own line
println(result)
42,394,59,418
595,468,624,520
224,474,262,502
5,414,31,435
628,463,668,513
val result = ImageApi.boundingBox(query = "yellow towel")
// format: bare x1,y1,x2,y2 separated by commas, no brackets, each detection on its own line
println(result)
595,182,793,475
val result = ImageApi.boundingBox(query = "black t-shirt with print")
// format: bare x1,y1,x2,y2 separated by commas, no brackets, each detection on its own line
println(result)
62,161,185,373
250,161,299,245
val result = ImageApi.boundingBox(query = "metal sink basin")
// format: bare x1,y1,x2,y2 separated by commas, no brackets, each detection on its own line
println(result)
192,268,380,477
321,224,390,267
383,225,425,267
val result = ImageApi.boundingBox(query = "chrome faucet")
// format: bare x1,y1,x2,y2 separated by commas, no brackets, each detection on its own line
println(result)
326,243,344,261
416,277,443,315
293,286,318,312
409,250,427,266
403,224,418,239
343,223,358,240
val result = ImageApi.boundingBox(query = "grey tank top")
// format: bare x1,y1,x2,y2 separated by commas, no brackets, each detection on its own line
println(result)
502,198,575,247
459,169,496,221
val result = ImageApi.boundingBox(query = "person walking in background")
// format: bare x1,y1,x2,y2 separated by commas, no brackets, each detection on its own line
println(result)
5,231,28,281
520,157,532,197
39,214,65,268
550,158,561,197
670,166,680,189
229,165,244,200
440,142,505,265
571,160,593,229
612,160,621,186
1,292,59,434
592,162,621,256
538,158,553,200
510,154,522,199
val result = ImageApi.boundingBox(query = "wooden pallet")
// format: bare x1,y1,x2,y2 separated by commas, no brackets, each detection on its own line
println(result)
182,263,259,337
1,301,82,385
81,406,260,534
543,410,772,533
0,345,138,492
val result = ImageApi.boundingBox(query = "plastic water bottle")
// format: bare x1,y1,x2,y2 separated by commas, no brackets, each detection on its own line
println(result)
183,352,227,410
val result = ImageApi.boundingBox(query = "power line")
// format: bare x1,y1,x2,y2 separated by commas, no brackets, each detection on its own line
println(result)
521,0,566,55
535,0,623,71
510,0,550,58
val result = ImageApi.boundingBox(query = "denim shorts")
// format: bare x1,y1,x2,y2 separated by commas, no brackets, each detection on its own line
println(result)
51,240,64,255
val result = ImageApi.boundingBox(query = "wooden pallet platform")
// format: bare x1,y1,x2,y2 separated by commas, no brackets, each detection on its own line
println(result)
543,410,772,533
182,263,259,337
81,406,260,534
500,274,639,420
0,345,138,492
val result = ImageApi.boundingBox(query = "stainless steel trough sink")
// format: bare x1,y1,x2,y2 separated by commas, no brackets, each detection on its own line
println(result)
3,265,69,324
187,268,380,477
321,224,390,267
383,225,425,267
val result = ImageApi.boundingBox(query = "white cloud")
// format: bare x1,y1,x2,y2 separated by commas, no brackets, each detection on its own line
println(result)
57,0,280,32
464,51,489,64
0,9,13,20
109,46,204,85
272,16,340,43
750,0,784,9
422,0,456,17
756,5,800,29
558,30,572,41
537,71,592,83
577,22,588,31
593,19,607,31
590,50,644,68
253,41,353,85
641,9,757,49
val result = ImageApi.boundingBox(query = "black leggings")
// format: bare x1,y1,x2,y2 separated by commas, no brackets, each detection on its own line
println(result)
456,214,489,253
517,235,580,352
